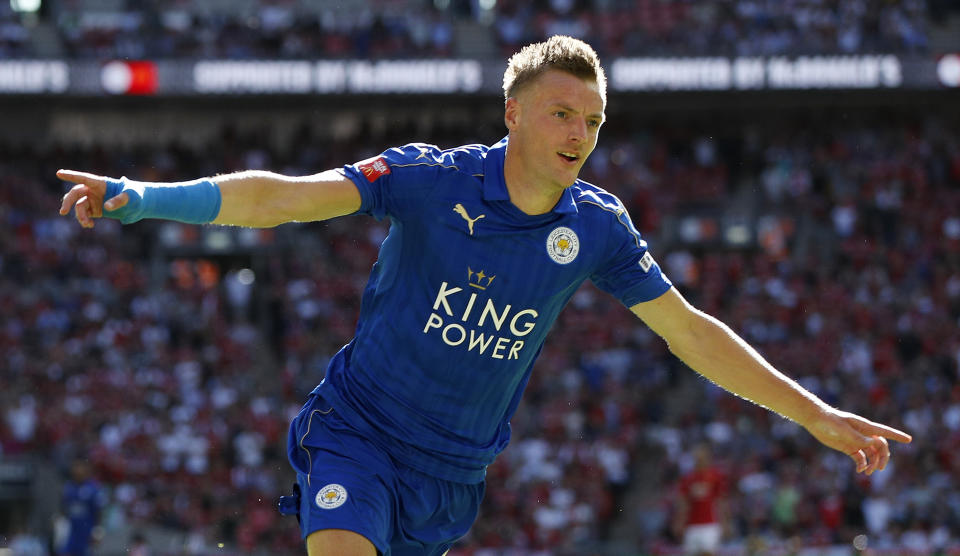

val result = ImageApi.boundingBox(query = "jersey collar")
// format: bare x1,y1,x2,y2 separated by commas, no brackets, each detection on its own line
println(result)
483,136,578,215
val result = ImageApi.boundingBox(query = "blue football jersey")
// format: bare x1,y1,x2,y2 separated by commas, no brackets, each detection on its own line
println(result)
312,137,672,483
61,479,105,553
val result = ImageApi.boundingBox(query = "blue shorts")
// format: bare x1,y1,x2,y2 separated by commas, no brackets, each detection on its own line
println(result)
283,394,485,556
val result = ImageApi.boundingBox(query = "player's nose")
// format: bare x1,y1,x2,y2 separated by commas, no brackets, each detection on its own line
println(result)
568,117,587,143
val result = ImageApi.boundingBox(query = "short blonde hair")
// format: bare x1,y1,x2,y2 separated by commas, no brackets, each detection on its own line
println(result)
502,35,607,105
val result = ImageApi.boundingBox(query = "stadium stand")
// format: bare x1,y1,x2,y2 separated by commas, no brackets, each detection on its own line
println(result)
1,0,960,554
2,0,959,59
2,102,959,553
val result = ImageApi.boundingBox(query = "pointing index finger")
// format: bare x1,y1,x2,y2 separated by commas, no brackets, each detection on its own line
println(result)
56,169,105,186
860,420,912,444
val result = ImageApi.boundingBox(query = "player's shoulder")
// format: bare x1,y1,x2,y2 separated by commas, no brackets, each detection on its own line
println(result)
385,142,488,177
570,180,629,219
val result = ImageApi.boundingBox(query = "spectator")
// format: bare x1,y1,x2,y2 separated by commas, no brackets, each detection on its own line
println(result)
3,0,942,59
1,110,957,553
57,459,106,556
672,444,728,556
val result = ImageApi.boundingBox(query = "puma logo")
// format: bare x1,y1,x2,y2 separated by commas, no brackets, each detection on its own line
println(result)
453,203,485,235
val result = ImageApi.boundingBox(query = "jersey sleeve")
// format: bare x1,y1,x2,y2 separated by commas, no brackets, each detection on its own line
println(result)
341,143,446,221
590,202,672,307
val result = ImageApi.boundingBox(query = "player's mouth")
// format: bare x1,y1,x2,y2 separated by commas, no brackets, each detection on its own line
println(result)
557,151,580,165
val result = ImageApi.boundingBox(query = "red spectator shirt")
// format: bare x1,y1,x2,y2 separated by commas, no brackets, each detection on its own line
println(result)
679,467,726,525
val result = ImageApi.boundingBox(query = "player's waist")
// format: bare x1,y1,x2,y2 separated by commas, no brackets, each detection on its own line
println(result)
311,371,507,483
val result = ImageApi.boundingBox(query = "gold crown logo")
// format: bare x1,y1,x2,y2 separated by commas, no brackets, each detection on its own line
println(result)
467,267,496,290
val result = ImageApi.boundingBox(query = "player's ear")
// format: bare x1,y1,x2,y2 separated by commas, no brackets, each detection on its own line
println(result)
504,97,521,132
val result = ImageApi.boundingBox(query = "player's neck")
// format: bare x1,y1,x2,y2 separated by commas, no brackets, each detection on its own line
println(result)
503,148,564,216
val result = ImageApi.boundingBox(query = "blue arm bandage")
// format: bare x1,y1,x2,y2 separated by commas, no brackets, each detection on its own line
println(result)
103,177,222,225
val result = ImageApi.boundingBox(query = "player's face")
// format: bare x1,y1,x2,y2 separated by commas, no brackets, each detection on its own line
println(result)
506,69,605,192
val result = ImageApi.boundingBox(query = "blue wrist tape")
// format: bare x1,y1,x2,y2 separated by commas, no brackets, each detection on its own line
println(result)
104,177,222,225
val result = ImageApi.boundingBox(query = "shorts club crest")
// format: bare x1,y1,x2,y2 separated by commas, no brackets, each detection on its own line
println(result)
315,484,348,509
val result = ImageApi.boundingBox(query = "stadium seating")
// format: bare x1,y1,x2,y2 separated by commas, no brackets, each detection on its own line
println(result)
2,107,959,553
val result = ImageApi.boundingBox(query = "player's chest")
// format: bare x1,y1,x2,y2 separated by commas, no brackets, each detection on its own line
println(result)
408,199,594,301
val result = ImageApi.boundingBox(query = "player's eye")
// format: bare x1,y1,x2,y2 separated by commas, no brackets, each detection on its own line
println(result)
553,111,566,119
588,119,601,128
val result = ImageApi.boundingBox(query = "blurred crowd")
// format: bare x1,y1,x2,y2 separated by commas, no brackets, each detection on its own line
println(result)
1,105,959,555
493,0,936,57
1,0,954,60
621,113,960,554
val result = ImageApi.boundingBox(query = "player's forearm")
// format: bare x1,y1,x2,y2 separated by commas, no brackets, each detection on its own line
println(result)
212,169,361,227
667,310,830,428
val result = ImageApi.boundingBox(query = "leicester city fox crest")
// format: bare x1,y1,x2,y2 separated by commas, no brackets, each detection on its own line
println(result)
546,227,580,264
316,484,348,509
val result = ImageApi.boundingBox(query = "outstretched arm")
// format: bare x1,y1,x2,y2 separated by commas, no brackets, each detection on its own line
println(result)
210,170,361,227
631,287,912,475
57,168,361,229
